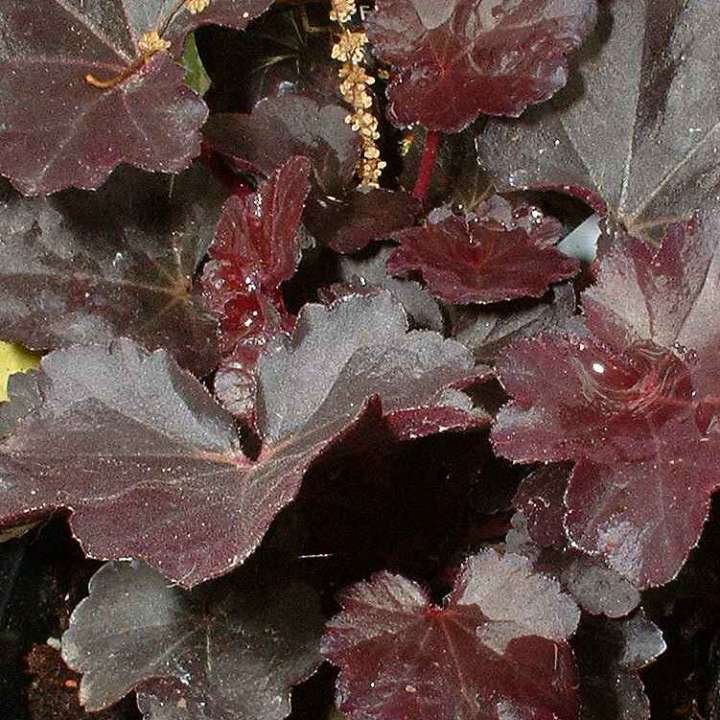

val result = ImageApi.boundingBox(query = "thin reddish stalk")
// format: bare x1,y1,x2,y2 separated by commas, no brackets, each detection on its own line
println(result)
412,130,441,204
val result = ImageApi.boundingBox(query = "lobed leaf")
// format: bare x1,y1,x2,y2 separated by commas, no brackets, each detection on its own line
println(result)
478,0,720,239
0,293,482,587
387,207,579,304
62,560,323,720
493,213,720,587
322,549,580,720
366,0,597,132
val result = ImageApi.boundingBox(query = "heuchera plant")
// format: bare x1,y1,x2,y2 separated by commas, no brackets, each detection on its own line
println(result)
2,0,720,718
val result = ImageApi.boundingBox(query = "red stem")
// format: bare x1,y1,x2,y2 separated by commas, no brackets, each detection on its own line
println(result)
412,130,441,204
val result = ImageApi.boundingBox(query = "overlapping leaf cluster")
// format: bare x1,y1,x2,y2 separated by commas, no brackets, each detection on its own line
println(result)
1,0,719,718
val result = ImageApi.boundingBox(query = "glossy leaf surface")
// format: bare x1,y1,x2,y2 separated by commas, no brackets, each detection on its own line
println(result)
366,0,597,132
478,0,720,238
323,549,580,720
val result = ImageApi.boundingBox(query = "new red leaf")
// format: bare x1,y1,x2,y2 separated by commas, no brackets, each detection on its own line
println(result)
0,0,271,195
478,0,720,239
388,208,579,304
201,157,311,417
493,214,720,587
366,0,597,132
322,549,580,720
62,560,323,720
203,95,420,252
0,293,482,587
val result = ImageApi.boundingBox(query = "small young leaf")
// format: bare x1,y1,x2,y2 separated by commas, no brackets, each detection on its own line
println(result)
387,207,579,304
201,157,311,418
366,0,597,132
182,33,212,97
62,560,324,719
322,549,580,720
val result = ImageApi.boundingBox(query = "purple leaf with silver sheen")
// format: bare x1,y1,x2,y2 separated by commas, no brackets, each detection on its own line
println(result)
62,560,323,720
478,0,720,239
0,293,483,587
0,165,224,378
0,0,272,195
366,0,597,132
322,549,580,720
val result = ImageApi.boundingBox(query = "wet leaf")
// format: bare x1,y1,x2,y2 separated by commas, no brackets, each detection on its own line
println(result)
493,213,720,587
63,560,323,719
201,157,311,419
388,207,578,304
322,549,580,720
478,0,720,239
366,0,597,132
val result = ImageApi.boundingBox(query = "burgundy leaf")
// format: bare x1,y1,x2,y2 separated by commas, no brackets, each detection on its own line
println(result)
62,560,323,719
201,156,311,417
322,549,580,720
0,164,224,377
0,294,481,586
366,0,597,132
307,188,421,254
388,207,579,304
493,214,720,587
0,2,271,195
478,0,720,239
203,95,360,199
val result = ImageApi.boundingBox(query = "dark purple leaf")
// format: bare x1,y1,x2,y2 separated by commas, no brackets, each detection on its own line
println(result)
388,207,579,304
453,283,577,364
203,95,360,199
309,189,421,254
0,164,224,377
478,0,720,239
0,293,481,587
366,0,597,132
492,213,720,587
325,244,444,332
0,1,271,195
575,612,665,720
203,95,419,250
62,560,323,719
322,549,580,720
201,157,311,418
